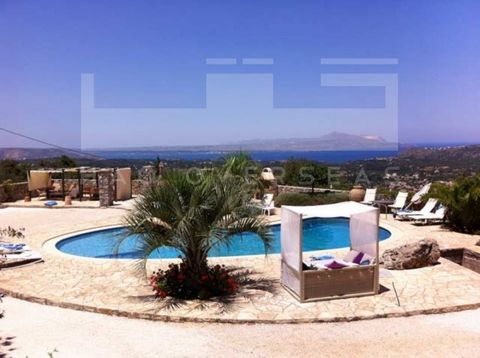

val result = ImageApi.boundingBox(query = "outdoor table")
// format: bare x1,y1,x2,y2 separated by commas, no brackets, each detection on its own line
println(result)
373,199,395,219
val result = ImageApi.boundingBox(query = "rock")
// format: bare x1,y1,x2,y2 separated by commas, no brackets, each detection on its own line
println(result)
381,239,441,270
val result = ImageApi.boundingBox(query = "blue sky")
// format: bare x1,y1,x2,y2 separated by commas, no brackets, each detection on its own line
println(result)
0,0,479,148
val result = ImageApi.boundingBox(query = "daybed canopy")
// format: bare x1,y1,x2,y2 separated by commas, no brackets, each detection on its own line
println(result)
281,202,380,302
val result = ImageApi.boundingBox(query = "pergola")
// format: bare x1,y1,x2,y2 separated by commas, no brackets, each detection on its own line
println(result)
27,167,132,201
281,202,380,302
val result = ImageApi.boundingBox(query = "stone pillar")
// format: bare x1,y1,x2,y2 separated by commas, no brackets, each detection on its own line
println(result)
140,165,155,191
98,169,114,207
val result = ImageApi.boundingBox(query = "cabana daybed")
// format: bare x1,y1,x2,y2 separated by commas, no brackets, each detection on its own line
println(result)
27,167,132,201
281,202,380,302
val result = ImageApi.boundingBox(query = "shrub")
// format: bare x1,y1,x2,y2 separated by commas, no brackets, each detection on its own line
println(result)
316,192,349,204
150,263,239,300
274,191,349,207
275,193,316,207
429,174,480,234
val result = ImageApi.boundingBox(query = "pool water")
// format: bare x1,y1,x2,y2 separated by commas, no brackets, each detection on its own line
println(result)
56,218,391,259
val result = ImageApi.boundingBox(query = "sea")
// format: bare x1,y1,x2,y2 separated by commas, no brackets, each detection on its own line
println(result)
90,142,477,163
91,150,399,164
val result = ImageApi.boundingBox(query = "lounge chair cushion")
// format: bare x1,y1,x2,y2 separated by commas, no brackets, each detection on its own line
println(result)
360,253,374,265
325,260,348,269
344,250,364,264
353,252,365,264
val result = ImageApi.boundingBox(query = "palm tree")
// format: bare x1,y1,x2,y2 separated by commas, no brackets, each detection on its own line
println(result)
122,169,273,277
221,152,265,197
429,175,480,233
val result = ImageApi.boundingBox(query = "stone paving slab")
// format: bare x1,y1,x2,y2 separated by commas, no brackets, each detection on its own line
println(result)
1,206,480,323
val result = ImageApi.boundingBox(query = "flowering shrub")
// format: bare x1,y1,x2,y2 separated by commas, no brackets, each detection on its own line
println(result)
150,262,239,300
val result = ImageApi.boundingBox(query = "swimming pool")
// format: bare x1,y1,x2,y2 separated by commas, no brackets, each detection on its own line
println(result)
56,218,391,259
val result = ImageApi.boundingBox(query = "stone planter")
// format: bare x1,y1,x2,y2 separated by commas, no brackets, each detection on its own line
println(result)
349,185,365,202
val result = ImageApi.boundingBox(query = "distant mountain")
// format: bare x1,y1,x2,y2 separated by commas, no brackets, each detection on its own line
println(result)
0,133,398,160
224,132,395,151
398,144,480,162
90,132,398,152
0,148,86,160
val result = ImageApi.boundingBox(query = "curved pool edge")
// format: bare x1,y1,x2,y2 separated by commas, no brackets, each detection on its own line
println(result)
44,219,397,264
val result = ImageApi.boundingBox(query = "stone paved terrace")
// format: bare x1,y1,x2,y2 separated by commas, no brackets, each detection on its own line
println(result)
3,196,137,210
1,205,480,323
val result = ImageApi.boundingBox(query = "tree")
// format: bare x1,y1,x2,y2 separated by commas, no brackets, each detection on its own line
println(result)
0,160,29,183
122,169,273,284
220,152,264,195
282,158,328,190
56,155,76,168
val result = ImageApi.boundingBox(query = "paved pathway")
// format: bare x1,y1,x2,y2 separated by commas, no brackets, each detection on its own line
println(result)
1,206,480,323
1,297,480,357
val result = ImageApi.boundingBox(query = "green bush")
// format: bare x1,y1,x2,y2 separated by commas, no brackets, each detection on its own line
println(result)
275,193,316,207
316,192,350,204
150,263,239,300
274,192,348,207
429,174,480,234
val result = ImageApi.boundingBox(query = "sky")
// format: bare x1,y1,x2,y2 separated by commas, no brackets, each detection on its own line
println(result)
0,0,479,149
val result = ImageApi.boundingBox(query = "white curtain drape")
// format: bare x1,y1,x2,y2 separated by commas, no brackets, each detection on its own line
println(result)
350,208,379,257
27,170,51,191
280,206,303,295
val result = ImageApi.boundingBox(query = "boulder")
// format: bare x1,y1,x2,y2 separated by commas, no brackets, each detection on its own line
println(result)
381,239,441,270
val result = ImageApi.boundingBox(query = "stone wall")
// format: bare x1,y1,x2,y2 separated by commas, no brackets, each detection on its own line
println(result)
463,249,480,274
0,182,30,203
277,185,345,194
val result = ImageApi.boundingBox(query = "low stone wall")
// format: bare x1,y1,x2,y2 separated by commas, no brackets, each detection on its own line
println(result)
463,249,480,274
0,182,30,203
441,248,480,274
277,185,346,194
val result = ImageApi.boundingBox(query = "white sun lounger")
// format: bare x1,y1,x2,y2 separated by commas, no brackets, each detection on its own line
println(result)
0,243,30,254
0,242,42,267
409,206,446,224
1,250,43,268
395,198,438,220
388,192,408,212
2,251,42,260
360,188,377,205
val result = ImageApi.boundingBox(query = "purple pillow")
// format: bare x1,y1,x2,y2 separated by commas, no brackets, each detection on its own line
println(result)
352,252,365,264
326,260,348,269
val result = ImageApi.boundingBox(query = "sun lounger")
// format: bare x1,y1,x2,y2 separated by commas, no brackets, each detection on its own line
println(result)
395,198,438,220
0,250,42,268
409,206,446,224
0,243,28,252
388,191,408,213
360,188,377,205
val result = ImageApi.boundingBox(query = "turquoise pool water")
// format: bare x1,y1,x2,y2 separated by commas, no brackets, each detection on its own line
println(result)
56,218,391,259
